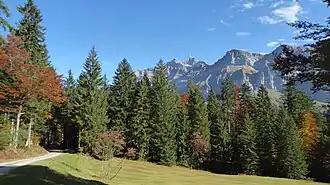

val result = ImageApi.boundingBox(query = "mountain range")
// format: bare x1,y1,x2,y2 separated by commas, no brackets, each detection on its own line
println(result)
135,46,329,102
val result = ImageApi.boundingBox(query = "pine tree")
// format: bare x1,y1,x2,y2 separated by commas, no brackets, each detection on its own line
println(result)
109,58,136,131
75,47,108,154
254,85,276,176
187,80,210,141
15,0,49,66
149,60,177,165
126,74,150,160
175,93,189,166
276,109,307,179
238,113,259,175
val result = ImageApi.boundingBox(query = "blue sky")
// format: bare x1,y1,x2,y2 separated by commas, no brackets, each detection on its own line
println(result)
4,0,329,79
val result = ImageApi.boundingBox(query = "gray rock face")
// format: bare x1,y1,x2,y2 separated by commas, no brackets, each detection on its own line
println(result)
135,46,329,102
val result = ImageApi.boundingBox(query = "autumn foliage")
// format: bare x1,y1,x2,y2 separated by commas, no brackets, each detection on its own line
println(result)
180,93,190,106
0,35,65,112
299,111,319,154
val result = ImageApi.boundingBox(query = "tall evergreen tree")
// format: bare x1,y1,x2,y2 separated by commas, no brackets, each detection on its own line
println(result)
126,74,150,160
15,0,49,66
283,79,314,124
75,47,108,154
218,78,235,134
109,58,136,131
175,94,189,166
0,0,12,43
208,88,224,163
311,109,330,182
275,109,307,179
238,113,259,175
187,80,210,141
216,78,235,165
237,83,253,124
149,60,177,165
62,69,79,149
254,86,276,176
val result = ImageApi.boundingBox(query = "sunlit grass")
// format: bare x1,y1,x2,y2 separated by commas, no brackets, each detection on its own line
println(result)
0,153,325,185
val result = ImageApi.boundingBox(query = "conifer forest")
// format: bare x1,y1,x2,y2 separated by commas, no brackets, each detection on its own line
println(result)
0,0,330,183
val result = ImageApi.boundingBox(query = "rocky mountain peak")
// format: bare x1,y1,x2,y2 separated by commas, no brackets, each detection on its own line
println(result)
136,47,329,102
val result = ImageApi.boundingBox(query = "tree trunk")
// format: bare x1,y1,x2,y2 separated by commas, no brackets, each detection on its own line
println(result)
14,105,22,148
25,118,33,148
10,118,15,147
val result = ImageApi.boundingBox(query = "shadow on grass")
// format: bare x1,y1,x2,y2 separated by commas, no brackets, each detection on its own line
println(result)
0,165,107,185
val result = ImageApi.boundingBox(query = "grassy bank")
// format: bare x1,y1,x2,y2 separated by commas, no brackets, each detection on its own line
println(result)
0,146,48,163
0,154,325,185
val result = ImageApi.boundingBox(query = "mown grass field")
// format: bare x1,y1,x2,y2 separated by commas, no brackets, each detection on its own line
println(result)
0,154,326,185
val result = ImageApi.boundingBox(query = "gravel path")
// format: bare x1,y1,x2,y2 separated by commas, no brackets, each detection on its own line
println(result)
0,152,62,175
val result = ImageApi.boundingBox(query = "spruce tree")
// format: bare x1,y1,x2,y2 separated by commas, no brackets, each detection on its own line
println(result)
109,58,136,131
237,83,253,125
207,89,220,129
62,69,79,149
176,93,189,166
15,0,49,66
0,0,12,43
254,85,276,176
238,113,259,175
276,109,307,179
215,78,235,166
187,80,210,141
208,88,225,162
126,74,150,160
75,47,108,154
149,60,177,165
283,79,314,124
218,78,235,134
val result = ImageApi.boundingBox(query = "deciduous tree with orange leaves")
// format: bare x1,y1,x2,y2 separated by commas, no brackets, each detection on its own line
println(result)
0,35,65,147
299,111,319,155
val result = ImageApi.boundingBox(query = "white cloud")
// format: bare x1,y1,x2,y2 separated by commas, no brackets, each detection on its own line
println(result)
207,28,216,31
270,0,284,8
243,2,255,9
267,41,279,47
236,32,251,36
258,1,303,25
278,38,286,42
220,19,231,26
272,1,302,23
258,16,281,24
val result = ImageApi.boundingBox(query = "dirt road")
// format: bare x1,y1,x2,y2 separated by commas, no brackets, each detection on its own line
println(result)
0,152,62,175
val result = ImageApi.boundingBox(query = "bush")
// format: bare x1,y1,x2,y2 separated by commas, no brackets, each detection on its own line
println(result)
125,147,137,159
189,132,210,168
93,130,126,160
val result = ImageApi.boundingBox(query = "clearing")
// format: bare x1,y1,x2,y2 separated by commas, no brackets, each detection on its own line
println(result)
0,154,325,185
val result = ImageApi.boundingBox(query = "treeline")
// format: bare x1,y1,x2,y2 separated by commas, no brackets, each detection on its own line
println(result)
57,47,330,181
0,0,64,149
0,0,330,183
